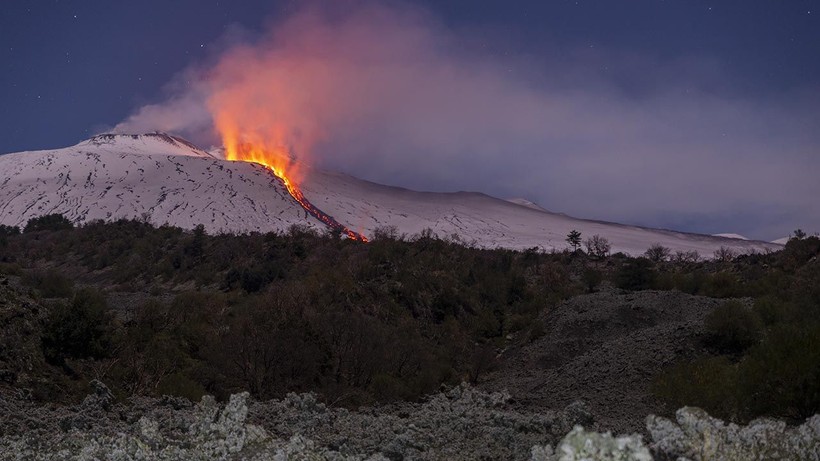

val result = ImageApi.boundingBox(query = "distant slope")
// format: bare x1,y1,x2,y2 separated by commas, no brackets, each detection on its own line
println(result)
301,170,781,256
0,135,323,234
712,233,749,240
1,134,783,256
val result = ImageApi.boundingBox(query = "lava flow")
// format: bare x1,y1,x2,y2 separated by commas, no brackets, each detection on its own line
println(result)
223,142,368,242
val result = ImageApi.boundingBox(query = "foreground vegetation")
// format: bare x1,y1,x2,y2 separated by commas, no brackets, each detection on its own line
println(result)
0,214,818,425
1,216,578,406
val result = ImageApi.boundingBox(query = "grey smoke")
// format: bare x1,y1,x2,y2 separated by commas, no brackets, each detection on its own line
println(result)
113,2,820,240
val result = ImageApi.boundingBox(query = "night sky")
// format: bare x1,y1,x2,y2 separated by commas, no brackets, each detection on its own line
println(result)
2,0,818,240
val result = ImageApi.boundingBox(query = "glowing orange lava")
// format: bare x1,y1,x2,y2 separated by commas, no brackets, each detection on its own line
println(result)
222,139,367,242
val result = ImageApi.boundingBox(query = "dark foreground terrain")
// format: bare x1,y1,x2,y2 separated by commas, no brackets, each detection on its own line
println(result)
481,287,729,434
1,216,819,459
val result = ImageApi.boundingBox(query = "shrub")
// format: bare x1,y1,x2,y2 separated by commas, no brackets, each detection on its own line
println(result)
615,258,656,290
371,225,401,241
23,214,73,233
738,324,820,419
581,267,603,293
653,356,738,420
41,288,113,363
22,269,74,298
700,272,743,298
704,301,762,354
752,296,797,327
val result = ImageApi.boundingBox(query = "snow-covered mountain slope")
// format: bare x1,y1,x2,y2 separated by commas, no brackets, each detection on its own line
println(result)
301,170,781,256
712,233,749,240
1,134,782,256
506,198,549,213
0,135,323,234
78,133,218,158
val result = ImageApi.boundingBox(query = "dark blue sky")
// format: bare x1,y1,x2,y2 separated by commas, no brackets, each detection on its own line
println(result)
3,0,817,153
2,1,818,239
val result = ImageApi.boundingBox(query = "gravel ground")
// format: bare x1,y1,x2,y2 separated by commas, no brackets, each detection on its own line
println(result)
480,284,735,434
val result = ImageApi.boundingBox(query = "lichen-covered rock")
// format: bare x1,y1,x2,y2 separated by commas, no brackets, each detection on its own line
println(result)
2,389,818,460
647,406,820,461
250,383,590,459
530,426,651,461
554,426,652,461
0,391,370,460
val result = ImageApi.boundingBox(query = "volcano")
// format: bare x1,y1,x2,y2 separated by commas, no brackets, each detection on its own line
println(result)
0,133,781,256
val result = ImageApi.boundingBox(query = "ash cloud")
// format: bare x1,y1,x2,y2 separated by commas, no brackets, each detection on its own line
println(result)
113,2,820,241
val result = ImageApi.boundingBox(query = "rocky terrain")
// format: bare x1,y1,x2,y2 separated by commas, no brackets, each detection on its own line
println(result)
481,286,732,434
1,382,818,460
3,276,818,460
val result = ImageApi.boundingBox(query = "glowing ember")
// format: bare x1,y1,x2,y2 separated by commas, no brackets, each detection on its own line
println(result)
223,141,368,242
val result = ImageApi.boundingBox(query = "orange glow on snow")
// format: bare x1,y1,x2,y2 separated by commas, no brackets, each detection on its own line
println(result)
217,133,367,242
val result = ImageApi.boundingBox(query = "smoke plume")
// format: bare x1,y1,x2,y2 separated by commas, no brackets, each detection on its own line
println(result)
113,2,820,240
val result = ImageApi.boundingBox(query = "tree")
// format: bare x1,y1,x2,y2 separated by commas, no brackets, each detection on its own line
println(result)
792,228,807,240
566,230,582,251
23,213,73,233
673,250,700,263
644,243,672,263
0,224,19,247
585,234,611,259
713,246,737,262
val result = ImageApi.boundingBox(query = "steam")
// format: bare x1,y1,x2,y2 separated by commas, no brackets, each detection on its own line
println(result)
112,2,820,240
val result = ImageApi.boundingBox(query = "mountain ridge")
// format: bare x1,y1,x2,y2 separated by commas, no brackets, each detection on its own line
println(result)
0,134,782,256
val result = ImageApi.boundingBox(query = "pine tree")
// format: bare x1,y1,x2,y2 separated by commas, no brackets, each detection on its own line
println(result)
566,229,582,251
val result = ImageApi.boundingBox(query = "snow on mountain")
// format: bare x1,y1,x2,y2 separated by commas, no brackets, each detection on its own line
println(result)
1,134,783,256
0,135,323,234
712,233,749,240
80,133,218,158
506,198,549,213
300,171,781,255
772,237,791,245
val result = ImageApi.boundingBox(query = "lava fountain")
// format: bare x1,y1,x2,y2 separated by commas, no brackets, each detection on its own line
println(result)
221,135,367,242
204,32,367,241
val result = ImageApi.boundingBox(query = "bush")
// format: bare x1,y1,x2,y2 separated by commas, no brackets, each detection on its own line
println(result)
700,272,743,298
644,244,672,262
739,324,820,419
615,258,656,290
22,269,74,298
41,288,113,363
653,356,739,420
752,296,797,327
581,267,603,293
23,214,73,233
703,301,762,354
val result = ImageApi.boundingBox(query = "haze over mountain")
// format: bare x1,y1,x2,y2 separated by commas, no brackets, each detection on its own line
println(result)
0,134,781,257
